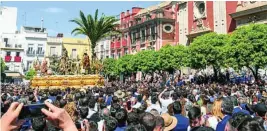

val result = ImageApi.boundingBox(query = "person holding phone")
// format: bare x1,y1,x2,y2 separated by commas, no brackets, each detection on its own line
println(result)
0,101,78,131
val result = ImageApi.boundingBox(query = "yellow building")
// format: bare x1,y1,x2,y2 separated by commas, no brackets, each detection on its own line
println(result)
62,38,91,60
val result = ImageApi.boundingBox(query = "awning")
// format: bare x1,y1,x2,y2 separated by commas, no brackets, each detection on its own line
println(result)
5,72,24,78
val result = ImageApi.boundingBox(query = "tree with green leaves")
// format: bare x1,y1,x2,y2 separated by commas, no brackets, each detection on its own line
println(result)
70,9,119,59
117,54,138,78
188,32,229,80
135,50,159,79
103,58,118,78
1,58,6,82
25,68,36,80
224,24,267,82
157,44,177,74
173,45,188,70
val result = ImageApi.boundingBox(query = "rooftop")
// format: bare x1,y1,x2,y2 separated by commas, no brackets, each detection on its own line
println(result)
62,37,90,45
135,1,173,16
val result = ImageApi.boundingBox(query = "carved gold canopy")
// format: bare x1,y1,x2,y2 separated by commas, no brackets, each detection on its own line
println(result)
30,75,104,89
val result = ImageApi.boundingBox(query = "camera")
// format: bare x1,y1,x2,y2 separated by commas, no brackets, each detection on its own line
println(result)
18,104,48,119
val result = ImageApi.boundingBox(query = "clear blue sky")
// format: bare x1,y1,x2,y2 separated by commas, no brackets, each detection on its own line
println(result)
3,1,160,38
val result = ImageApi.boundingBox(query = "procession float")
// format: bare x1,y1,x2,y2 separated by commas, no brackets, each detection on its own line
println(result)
30,48,104,89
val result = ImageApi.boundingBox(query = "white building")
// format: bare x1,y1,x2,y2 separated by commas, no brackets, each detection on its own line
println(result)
46,35,63,67
46,36,63,57
0,6,17,35
20,26,48,72
95,37,111,60
0,33,24,74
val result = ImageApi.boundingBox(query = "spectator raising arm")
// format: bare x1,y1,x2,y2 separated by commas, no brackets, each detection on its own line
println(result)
158,88,167,100
0,102,25,131
41,101,78,131
33,87,39,102
158,88,168,108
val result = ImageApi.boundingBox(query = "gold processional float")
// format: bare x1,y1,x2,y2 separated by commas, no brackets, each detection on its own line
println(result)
30,48,104,89
30,75,104,89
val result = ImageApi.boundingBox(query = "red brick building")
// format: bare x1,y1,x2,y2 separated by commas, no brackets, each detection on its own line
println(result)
110,1,239,59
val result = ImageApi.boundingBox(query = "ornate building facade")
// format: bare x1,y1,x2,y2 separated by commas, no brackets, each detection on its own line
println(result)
176,1,237,45
230,1,267,27
111,1,240,58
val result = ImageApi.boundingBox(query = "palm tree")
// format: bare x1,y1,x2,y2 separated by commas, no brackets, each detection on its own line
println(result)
70,9,119,59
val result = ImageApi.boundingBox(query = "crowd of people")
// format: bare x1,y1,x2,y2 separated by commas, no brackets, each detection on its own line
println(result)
1,74,267,131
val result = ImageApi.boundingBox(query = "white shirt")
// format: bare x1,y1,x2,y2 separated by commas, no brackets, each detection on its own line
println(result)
207,116,220,130
87,108,96,119
146,104,162,114
132,102,142,109
159,98,173,113
98,120,104,131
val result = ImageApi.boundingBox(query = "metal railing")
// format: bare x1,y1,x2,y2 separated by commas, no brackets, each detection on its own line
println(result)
26,50,35,56
5,44,12,48
37,51,45,56
15,44,22,48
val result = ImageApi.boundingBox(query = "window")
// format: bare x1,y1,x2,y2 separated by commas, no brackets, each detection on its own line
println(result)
37,45,43,54
198,3,205,14
124,49,128,54
50,47,56,56
72,49,77,59
194,1,206,19
151,25,156,34
163,24,174,33
4,38,8,47
141,29,146,42
37,47,43,54
27,61,32,70
131,32,136,44
16,52,20,57
124,33,128,39
6,52,11,56
28,45,33,54
151,25,156,40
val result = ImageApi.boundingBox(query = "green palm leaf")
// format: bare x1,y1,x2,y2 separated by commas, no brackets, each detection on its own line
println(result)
70,9,120,57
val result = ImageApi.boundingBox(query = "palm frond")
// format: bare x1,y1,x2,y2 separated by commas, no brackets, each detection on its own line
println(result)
70,10,119,55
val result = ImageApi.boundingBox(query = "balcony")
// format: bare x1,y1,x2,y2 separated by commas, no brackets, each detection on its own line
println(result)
15,44,22,48
111,42,115,49
26,50,35,56
14,56,22,62
115,41,121,48
5,44,12,48
5,56,11,62
37,51,45,57
122,39,127,47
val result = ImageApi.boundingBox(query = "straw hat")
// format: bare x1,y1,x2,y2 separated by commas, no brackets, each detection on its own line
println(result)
262,91,267,98
114,90,125,99
161,113,178,131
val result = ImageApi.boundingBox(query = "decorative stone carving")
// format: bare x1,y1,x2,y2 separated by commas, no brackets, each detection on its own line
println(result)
248,15,260,23
163,24,174,33
189,19,211,36
193,1,206,20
